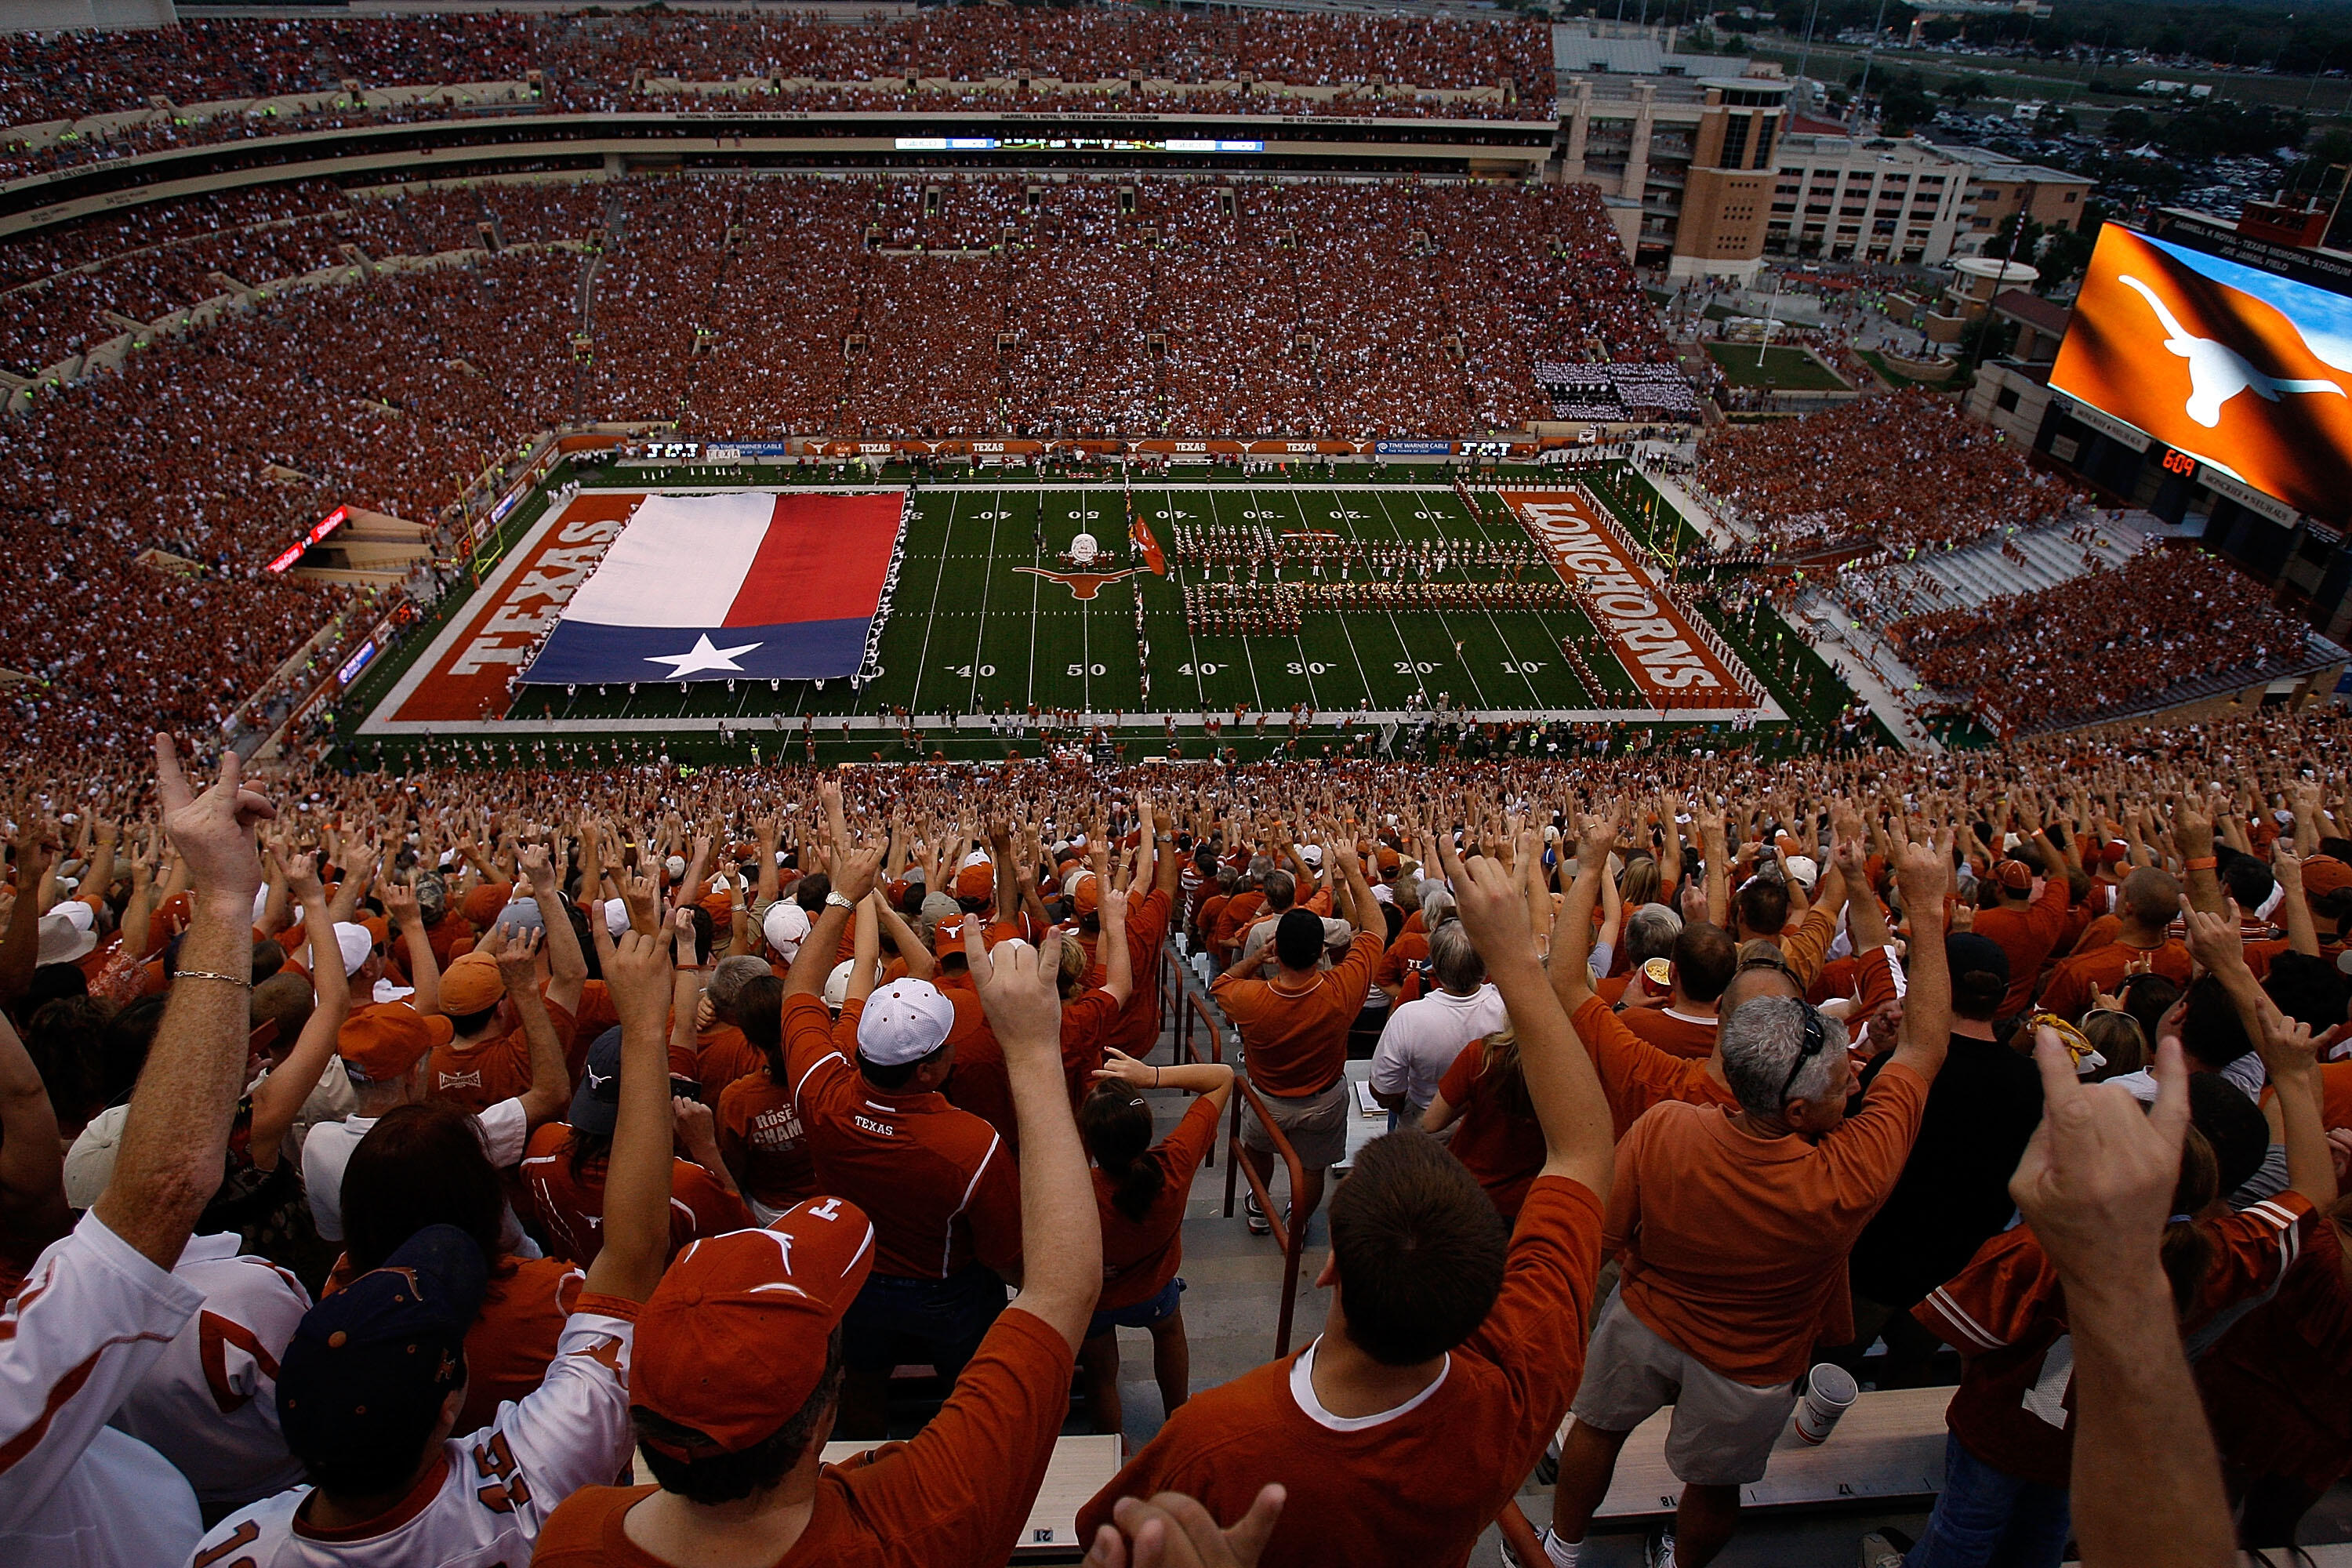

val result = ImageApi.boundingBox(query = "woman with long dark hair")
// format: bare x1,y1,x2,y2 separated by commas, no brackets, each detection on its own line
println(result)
1076,1048,1233,1439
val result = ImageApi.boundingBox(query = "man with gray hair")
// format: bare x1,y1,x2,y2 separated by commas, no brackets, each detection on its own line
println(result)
1537,823,1952,1568
1369,920,1505,1123
688,953,775,1098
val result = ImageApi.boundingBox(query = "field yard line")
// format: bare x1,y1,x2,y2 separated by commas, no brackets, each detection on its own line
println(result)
1365,488,1492,711
906,490,960,717
1332,492,1440,708
1237,617,1267,712
1160,486,1212,712
1431,488,1548,708
966,495,1000,714
1250,486,1321,712
1203,488,1268,712
1023,490,1043,711
1305,491,1382,711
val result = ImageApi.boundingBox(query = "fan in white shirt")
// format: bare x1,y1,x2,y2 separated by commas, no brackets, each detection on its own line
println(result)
1370,922,1508,1120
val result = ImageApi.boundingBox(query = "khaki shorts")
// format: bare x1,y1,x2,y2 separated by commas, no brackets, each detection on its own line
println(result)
1569,1290,1801,1487
1240,1077,1351,1170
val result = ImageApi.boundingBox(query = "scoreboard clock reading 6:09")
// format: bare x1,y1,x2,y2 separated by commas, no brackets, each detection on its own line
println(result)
2157,445,2199,481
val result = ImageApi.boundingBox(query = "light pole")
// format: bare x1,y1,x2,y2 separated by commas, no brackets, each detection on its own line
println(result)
1851,0,1894,133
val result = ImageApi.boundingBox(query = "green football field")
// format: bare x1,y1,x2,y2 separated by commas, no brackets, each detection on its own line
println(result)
500,482,1643,728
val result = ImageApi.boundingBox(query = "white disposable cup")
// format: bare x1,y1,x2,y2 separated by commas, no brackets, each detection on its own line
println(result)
1792,1363,1858,1445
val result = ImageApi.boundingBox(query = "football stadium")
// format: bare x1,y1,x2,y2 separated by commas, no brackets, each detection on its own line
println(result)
8,5,2352,1568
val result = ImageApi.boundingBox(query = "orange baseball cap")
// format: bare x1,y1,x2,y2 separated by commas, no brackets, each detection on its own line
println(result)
631,1199,877,1455
2302,855,2352,898
954,863,995,902
439,953,506,1015
459,882,514,927
337,1005,453,1081
1073,873,1100,916
1375,846,1401,874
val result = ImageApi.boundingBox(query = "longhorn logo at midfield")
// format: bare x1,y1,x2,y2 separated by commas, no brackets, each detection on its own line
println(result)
1016,566,1143,601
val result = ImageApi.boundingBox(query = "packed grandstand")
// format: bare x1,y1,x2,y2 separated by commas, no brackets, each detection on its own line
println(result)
5,6,2352,1568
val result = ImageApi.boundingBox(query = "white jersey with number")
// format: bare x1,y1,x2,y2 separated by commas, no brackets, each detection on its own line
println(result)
0,1210,207,1568
110,1233,313,1512
189,1300,636,1567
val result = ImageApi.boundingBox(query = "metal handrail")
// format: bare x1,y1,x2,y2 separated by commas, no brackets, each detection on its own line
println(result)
1220,1033,1310,1358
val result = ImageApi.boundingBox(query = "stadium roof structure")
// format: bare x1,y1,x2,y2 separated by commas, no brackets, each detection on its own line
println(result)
1550,29,1748,79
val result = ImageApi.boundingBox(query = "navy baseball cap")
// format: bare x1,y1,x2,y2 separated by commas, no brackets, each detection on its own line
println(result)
568,1026,624,1138
278,1225,488,1473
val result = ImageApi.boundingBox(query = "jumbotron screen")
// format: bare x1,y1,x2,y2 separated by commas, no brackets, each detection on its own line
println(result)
2049,223,2352,521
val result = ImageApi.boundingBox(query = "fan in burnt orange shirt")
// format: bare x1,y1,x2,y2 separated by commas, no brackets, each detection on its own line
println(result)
1079,824,1617,1568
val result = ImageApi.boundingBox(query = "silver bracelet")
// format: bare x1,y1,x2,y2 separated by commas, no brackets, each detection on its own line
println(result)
175,968,250,987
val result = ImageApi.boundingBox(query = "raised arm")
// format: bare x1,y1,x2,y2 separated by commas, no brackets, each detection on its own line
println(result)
1700,808,1729,931
521,840,586,1017
2010,1035,2235,1568
0,1010,67,1260
1883,825,1953,1085
93,738,277,1271
850,892,882,1007
1441,826,1613,1199
1098,887,1134,1008
493,927,572,1131
583,921,681,1305
0,820,57,1009
247,853,350,1166
873,894,938,982
967,918,1102,1349
2272,844,2319,960
382,869,441,1020
1547,815,1609,1015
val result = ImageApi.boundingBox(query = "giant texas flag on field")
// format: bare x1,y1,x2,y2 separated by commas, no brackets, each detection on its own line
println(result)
524,489,906,684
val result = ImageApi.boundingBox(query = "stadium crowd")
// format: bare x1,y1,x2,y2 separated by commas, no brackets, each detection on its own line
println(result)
1887,550,2314,736
3,706,2350,1568
1696,390,2083,557
0,8,1553,179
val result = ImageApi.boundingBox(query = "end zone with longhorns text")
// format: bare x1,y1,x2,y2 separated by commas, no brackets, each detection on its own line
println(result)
391,492,644,723
1497,489,1756,706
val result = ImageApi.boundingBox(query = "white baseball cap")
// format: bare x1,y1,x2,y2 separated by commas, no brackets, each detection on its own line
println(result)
332,921,374,978
855,978,955,1067
37,910,97,967
822,959,855,1011
1784,855,1820,891
601,898,629,938
1298,844,1323,867
764,902,811,960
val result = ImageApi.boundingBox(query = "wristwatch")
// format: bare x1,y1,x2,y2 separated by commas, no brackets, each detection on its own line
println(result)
825,891,855,911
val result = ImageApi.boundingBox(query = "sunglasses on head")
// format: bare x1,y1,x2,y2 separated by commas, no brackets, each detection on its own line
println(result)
1777,1003,1830,1107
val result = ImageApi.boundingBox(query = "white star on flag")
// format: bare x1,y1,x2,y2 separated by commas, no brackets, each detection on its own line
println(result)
644,633,762,679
